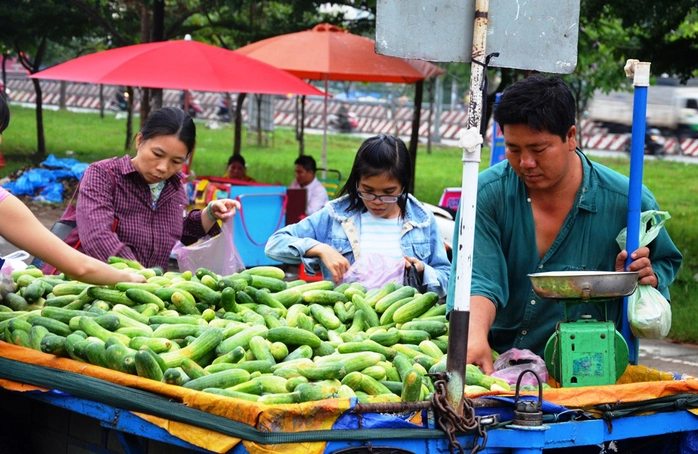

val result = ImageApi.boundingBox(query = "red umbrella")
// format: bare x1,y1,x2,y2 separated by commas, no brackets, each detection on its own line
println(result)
236,24,428,162
30,39,324,96
235,23,425,83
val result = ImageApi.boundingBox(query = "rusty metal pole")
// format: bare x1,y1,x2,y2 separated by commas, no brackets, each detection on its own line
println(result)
446,0,490,413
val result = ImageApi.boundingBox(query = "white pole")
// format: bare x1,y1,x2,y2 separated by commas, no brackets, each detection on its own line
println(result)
446,0,489,413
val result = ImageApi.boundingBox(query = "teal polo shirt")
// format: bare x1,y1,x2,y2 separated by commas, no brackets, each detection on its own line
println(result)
447,150,682,356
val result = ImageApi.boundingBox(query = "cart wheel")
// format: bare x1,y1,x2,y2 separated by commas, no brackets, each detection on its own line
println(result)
329,447,414,454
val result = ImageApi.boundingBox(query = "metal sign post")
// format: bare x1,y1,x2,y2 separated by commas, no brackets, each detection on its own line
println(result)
376,0,580,414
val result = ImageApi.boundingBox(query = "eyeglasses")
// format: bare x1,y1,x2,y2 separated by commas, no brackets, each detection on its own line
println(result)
357,187,404,203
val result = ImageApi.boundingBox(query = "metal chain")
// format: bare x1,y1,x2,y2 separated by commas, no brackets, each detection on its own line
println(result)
429,373,488,454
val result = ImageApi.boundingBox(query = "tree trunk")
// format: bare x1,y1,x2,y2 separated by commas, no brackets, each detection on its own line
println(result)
1,54,6,95
150,0,165,110
125,86,134,151
31,78,46,158
59,81,67,110
138,2,151,129
233,93,247,156
408,80,424,194
99,84,104,119
296,95,305,156
256,95,262,146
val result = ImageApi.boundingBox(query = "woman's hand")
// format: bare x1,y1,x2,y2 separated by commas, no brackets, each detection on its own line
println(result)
615,246,658,287
124,271,148,283
308,244,350,284
404,256,424,274
208,198,240,221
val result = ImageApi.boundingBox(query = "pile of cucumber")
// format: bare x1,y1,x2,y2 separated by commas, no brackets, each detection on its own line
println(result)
0,260,510,405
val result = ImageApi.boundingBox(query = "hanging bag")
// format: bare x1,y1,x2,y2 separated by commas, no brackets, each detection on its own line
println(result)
171,219,245,276
615,210,672,339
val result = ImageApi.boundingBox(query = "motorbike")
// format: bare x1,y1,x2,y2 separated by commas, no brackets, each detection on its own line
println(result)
109,90,129,111
328,111,358,133
180,90,204,118
623,127,666,156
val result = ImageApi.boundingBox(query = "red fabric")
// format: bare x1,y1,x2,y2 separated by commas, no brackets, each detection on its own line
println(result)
76,156,219,270
30,40,324,96
235,24,428,83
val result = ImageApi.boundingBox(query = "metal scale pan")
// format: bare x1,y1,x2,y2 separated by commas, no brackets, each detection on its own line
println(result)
528,271,640,301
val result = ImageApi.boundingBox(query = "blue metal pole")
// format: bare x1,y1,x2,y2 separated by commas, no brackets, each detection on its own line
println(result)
623,61,651,365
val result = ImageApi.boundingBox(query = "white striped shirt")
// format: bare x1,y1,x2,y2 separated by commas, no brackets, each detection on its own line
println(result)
359,211,403,260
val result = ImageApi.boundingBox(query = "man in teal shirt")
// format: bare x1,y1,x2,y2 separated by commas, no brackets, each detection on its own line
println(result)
447,76,682,374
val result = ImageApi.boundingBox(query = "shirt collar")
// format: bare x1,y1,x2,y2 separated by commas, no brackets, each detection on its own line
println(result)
576,148,597,213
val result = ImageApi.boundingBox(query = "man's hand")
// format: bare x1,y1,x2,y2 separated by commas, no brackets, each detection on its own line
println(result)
308,244,350,284
467,333,495,375
404,256,424,274
616,246,658,287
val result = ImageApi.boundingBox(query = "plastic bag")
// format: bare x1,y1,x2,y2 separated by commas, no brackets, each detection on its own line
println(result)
171,219,244,276
616,210,673,339
343,253,404,290
491,348,549,386
404,264,427,293
627,285,672,339
0,251,29,298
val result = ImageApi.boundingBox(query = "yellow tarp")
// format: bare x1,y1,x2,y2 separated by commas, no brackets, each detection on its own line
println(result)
0,342,350,454
4,341,698,452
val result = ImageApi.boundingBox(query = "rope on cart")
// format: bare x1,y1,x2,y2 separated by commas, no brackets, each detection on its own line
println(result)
430,373,489,454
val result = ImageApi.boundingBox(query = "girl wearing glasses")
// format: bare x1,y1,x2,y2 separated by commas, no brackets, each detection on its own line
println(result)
265,135,450,296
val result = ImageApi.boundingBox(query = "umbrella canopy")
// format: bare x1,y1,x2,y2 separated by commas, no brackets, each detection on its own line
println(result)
30,40,324,96
235,23,425,83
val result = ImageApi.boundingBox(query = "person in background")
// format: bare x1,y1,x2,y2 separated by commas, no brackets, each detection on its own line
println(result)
76,107,240,270
266,135,450,295
289,155,329,216
0,95,145,285
446,75,682,374
225,154,255,182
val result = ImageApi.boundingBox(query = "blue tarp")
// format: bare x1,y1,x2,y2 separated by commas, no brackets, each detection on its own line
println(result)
2,154,88,200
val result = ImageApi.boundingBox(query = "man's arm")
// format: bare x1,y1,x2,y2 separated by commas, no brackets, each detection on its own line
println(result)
465,296,497,374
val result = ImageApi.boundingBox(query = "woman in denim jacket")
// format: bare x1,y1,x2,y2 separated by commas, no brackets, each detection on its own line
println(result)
265,135,450,297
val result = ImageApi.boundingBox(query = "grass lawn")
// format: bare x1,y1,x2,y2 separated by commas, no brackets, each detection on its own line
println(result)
3,105,697,343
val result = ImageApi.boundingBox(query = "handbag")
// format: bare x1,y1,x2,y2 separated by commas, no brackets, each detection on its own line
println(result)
404,264,427,293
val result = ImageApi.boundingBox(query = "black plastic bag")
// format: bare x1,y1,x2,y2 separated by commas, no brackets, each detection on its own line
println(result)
404,265,427,293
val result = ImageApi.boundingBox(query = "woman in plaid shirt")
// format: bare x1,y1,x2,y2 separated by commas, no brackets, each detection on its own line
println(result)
76,107,239,269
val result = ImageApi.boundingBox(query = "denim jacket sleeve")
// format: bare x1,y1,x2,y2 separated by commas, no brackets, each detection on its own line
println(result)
420,210,451,298
264,209,331,269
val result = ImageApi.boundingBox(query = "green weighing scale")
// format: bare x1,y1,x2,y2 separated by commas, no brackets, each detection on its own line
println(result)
528,271,640,388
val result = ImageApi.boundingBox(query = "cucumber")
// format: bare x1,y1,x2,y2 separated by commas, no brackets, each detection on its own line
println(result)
32,316,72,337
129,337,172,353
159,328,223,369
401,369,423,402
85,341,109,368
40,335,67,357
267,327,321,349
87,288,135,306
400,320,448,338
398,329,431,344
392,292,439,324
375,286,417,313
302,290,348,305
253,289,287,314
247,275,287,293
242,266,286,280
183,369,251,391
351,295,379,328
309,304,341,330
124,288,166,310
171,291,201,315
170,281,221,306
216,324,269,356
152,324,201,339
248,336,276,364
134,349,164,381
202,388,260,402
180,357,209,379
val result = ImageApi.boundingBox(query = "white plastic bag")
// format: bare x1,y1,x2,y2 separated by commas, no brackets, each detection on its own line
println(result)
343,253,405,290
0,251,29,298
616,210,672,339
627,285,672,339
171,220,244,276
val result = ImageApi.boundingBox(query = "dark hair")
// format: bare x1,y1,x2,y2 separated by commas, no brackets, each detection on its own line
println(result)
294,155,317,172
338,134,412,218
0,94,9,134
139,107,196,156
227,154,246,167
493,75,576,142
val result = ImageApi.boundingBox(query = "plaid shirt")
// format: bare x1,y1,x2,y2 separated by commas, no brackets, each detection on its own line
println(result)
76,155,219,269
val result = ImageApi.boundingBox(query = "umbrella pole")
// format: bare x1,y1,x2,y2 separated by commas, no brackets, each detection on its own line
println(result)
446,0,490,414
623,59,650,365
323,76,328,172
